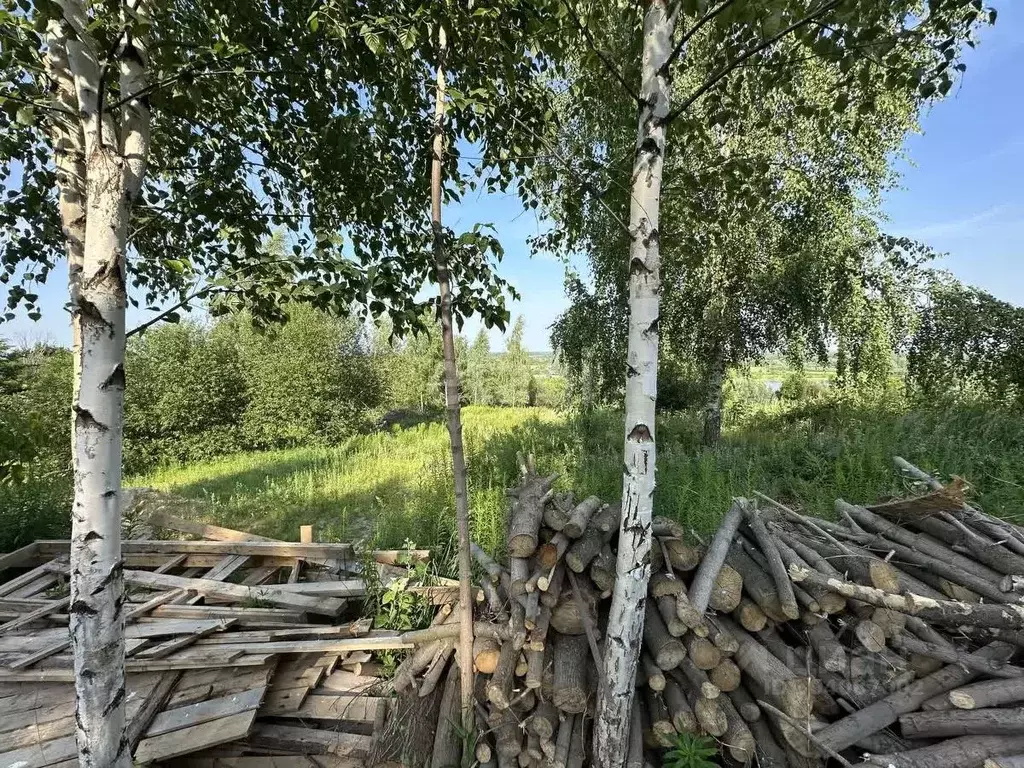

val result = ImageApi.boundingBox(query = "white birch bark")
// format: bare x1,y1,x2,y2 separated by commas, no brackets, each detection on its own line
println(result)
702,346,726,446
431,24,476,740
51,2,150,764
594,2,675,765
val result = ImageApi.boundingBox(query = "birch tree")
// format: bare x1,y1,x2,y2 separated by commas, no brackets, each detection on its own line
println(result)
533,3,995,765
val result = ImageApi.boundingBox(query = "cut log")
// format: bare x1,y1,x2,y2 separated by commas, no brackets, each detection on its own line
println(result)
537,533,570,570
655,595,687,637
539,563,565,605
675,590,702,631
949,677,1024,710
775,534,846,614
552,712,575,768
854,619,887,653
693,695,728,737
643,606,686,670
475,635,501,674
733,596,768,632
564,502,620,573
641,651,666,691
872,607,907,639
709,658,741,692
727,683,761,722
815,641,1016,751
663,676,696,733
688,499,744,614
563,496,603,538
717,687,756,764
589,544,615,596
727,542,789,622
650,571,683,598
507,469,555,557
552,633,589,713
531,701,559,741
431,663,462,768
900,708,1024,738
789,565,1024,630
566,711,586,768
486,640,519,710
644,688,675,747
489,706,522,767
550,577,598,636
716,615,813,719
419,642,455,698
748,714,787,768
544,492,574,532
744,506,800,620
685,635,721,670
660,537,702,572
863,734,1024,768
806,621,846,673
705,615,738,654
891,633,1024,679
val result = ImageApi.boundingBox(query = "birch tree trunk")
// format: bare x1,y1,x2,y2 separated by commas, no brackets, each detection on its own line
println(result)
701,345,726,447
431,23,475,747
51,3,151,764
594,2,675,764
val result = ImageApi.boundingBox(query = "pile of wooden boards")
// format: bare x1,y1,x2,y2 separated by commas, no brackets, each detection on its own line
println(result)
0,512,432,767
394,455,1024,768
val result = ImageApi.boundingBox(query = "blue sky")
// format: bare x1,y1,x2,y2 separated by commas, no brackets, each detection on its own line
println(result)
4,7,1021,352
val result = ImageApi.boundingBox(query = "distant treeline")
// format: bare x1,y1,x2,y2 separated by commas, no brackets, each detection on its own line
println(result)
0,305,559,481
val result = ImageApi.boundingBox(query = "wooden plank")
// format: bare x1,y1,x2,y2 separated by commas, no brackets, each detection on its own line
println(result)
269,693,384,723
0,654,271,682
39,540,354,557
319,670,379,693
0,596,71,635
134,710,258,763
155,553,191,573
144,688,264,738
166,663,276,709
126,671,182,751
147,604,305,623
132,620,233,659
0,542,40,573
273,580,365,597
123,570,346,616
146,511,279,542
184,554,251,606
163,758,365,768
248,724,373,757
260,685,310,714
172,636,411,655
0,733,76,767
0,559,63,598
241,565,280,586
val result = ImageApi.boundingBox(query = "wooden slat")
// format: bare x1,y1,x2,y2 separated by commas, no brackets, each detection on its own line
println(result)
0,653,272,682
146,511,279,542
259,685,310,714
144,688,264,739
0,596,70,635
123,570,346,616
0,732,76,767
247,724,373,757
131,621,230,660
170,636,410,655
163,758,365,768
0,542,40,573
154,553,191,574
241,566,280,586
41,540,354,557
272,580,365,597
147,605,305,623
126,671,182,750
134,710,258,763
0,559,64,598
184,554,251,606
267,693,384,723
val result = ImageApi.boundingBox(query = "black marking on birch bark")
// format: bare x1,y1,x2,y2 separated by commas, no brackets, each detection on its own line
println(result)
101,364,125,390
102,489,116,498
102,684,125,716
627,424,652,442
629,256,652,275
644,317,659,337
73,406,109,432
83,530,104,543
70,599,99,615
117,735,129,758
75,297,111,330
642,228,660,249
626,363,640,377
80,667,95,680
113,591,126,620
91,561,122,595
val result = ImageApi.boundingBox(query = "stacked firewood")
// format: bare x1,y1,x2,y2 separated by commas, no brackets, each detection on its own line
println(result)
395,455,1024,768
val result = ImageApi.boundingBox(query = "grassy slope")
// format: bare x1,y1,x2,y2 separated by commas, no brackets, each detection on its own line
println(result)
132,399,1024,574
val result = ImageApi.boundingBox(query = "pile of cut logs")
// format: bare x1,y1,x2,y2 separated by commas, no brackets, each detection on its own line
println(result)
395,456,1024,768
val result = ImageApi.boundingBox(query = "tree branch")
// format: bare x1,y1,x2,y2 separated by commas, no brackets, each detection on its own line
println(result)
665,0,845,125
564,1,641,105
662,0,740,74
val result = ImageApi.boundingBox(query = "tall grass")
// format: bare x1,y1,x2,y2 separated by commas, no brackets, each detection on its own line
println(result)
131,397,1024,575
